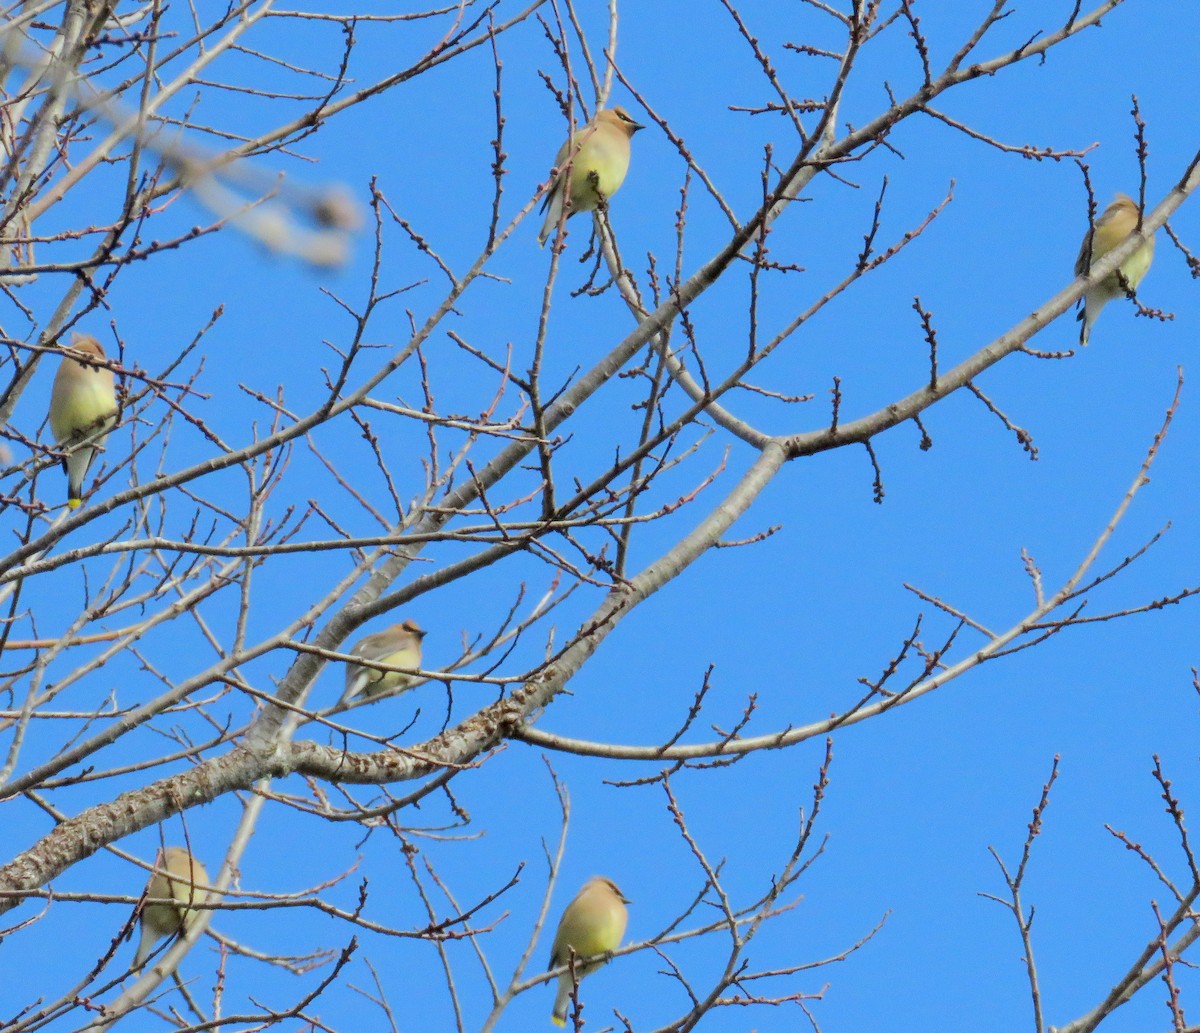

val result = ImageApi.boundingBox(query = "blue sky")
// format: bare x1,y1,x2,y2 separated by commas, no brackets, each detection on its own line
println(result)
6,2,1200,1031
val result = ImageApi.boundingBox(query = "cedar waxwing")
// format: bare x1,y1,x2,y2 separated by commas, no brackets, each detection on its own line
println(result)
340,619,426,705
132,846,209,970
1074,193,1156,345
538,106,644,247
48,333,118,508
547,875,630,1027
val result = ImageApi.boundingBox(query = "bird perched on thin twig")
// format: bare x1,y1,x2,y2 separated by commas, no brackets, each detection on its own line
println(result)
132,846,209,970
538,106,644,247
48,333,118,509
340,619,426,705
1074,193,1156,345
547,875,630,1026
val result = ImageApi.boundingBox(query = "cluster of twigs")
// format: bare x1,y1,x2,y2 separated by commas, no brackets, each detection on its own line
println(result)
0,1,1196,1030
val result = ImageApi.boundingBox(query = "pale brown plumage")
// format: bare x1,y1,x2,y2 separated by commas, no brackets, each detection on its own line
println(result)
132,847,209,970
538,107,644,247
48,333,118,508
1074,193,1155,345
548,875,630,1026
340,619,426,705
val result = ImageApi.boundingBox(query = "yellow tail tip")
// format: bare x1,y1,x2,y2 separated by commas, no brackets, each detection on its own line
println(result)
550,1018,566,1028
67,498,82,510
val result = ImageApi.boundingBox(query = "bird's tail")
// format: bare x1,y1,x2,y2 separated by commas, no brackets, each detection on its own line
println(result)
551,978,570,1026
1077,295,1100,347
538,189,564,247
339,675,365,707
64,447,93,508
131,924,156,970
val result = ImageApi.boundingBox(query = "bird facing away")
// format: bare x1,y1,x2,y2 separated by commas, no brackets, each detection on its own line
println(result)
132,847,209,970
48,332,118,509
340,619,426,705
548,875,630,1026
1074,193,1155,345
538,106,644,247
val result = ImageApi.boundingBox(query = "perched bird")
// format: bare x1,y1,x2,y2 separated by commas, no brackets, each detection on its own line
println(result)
48,333,118,508
340,619,426,705
548,875,630,1027
132,846,209,970
1074,193,1156,345
538,106,644,247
